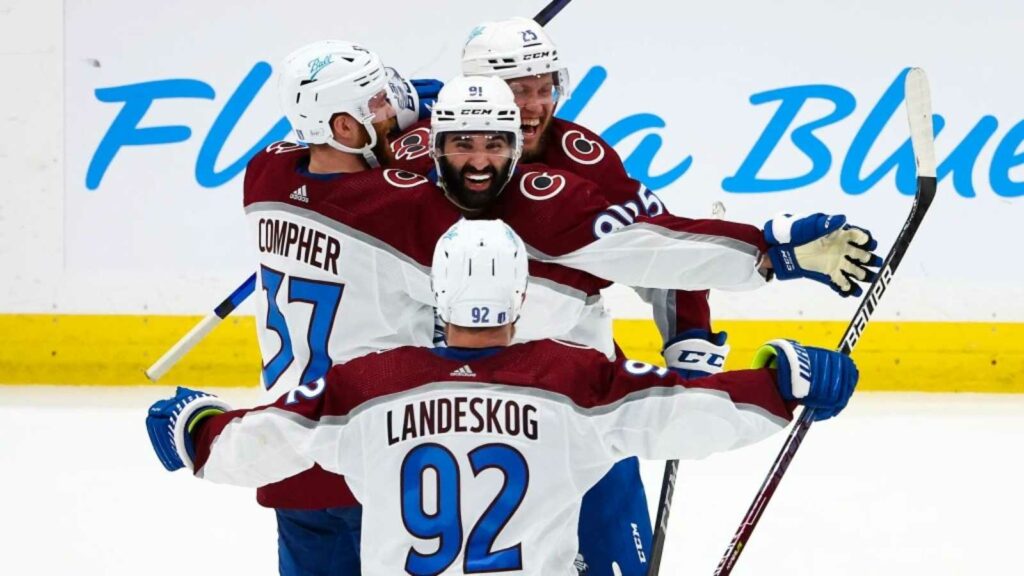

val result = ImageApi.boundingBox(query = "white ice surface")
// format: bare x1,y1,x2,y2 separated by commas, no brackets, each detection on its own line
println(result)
1,386,1021,575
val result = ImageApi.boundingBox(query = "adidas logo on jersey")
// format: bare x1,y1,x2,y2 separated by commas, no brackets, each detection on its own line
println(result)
450,365,476,377
289,185,309,203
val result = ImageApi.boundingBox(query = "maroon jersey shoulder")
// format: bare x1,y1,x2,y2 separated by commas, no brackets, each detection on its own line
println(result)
243,141,314,205
543,119,641,204
322,341,783,415
324,341,614,413
488,164,607,257
389,120,434,176
244,141,458,266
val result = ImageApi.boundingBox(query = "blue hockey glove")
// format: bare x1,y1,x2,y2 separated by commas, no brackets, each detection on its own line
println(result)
146,387,231,471
411,78,443,117
752,340,858,421
663,329,730,379
764,213,883,297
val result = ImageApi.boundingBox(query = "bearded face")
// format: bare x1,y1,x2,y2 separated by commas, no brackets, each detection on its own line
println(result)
370,115,398,165
436,132,516,212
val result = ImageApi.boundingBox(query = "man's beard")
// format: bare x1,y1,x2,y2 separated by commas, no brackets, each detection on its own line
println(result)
369,118,398,166
438,159,512,213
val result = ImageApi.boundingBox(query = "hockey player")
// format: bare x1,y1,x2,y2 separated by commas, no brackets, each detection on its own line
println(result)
389,20,880,574
146,219,860,575
243,43,876,574
394,71,880,575
242,40,464,575
458,20,715,572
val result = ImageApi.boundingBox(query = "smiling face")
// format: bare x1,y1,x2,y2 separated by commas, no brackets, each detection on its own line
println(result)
506,74,557,161
436,132,516,212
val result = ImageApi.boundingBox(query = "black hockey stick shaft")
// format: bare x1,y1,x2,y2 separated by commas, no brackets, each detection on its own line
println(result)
647,459,678,573
534,0,574,25
712,68,937,576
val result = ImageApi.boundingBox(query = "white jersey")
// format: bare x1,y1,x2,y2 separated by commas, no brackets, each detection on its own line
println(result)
245,144,769,402
243,143,454,401
191,341,793,574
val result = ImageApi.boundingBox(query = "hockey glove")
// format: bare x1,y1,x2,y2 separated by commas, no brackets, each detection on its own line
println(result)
411,78,443,117
385,68,443,131
146,387,231,471
764,213,883,297
753,340,858,421
663,329,730,379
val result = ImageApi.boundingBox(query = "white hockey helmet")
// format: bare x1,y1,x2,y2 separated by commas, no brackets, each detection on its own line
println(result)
430,75,523,177
277,40,389,166
432,219,529,328
461,17,570,99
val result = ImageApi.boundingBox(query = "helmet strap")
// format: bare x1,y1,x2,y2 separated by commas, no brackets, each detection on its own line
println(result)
325,118,380,168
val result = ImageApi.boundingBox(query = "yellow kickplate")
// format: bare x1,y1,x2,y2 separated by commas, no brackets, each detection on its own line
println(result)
0,315,1021,392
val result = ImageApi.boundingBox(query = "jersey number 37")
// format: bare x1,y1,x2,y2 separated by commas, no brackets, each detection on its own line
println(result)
260,265,345,388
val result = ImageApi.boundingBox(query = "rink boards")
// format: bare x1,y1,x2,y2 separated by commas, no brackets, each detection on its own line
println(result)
1,314,1019,392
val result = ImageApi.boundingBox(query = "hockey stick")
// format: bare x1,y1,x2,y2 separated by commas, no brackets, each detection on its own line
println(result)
647,207,729,573
710,67,937,576
144,273,256,381
534,0,574,25
143,4,575,383
647,459,678,574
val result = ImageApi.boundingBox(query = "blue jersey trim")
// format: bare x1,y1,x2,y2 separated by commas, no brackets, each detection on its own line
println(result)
430,346,504,362
296,156,344,181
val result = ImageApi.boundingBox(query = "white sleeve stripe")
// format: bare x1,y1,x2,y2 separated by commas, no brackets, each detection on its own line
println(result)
312,380,787,427
533,224,766,291
527,221,762,261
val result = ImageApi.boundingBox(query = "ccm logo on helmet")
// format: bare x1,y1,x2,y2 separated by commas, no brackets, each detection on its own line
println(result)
520,171,567,200
461,109,494,115
562,130,606,165
522,51,552,60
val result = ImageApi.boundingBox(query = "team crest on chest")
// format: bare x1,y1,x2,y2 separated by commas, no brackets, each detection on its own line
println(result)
561,130,605,165
520,171,567,200
383,169,429,188
391,127,431,161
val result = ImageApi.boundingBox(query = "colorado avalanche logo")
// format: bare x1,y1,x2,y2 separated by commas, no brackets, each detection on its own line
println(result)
561,130,605,165
519,171,566,200
265,141,308,155
383,169,429,189
391,127,431,161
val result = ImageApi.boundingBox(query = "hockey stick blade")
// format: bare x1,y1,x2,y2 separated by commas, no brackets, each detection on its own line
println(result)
534,0,574,25
144,273,257,381
712,67,937,576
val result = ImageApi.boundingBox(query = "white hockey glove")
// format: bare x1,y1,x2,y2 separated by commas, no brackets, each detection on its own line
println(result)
662,329,730,379
764,213,883,297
